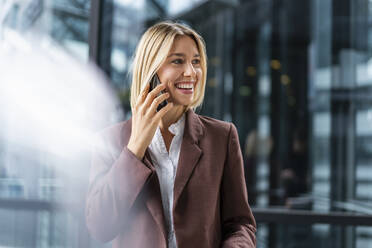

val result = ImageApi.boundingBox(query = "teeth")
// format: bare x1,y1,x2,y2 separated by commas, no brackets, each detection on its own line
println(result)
176,83,193,89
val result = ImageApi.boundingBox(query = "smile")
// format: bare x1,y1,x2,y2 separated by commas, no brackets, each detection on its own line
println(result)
175,81,195,90
174,82,194,95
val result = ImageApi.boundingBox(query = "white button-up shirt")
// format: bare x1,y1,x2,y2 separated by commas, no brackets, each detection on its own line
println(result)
148,114,185,248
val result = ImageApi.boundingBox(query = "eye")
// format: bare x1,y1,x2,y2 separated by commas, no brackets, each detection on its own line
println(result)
192,59,201,65
172,59,184,64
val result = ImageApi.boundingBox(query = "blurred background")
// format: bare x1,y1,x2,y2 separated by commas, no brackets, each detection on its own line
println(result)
1,0,372,247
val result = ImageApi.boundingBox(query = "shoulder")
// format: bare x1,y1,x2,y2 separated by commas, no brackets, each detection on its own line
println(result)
195,113,235,138
99,120,127,136
92,119,132,159
96,118,131,145
197,114,231,130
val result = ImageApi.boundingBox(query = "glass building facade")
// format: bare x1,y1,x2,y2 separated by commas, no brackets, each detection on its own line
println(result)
1,0,372,247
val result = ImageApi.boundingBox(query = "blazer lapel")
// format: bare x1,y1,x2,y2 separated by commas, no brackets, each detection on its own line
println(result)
173,109,204,208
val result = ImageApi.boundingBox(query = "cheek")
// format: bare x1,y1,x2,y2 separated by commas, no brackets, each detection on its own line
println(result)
161,70,181,84
196,69,203,83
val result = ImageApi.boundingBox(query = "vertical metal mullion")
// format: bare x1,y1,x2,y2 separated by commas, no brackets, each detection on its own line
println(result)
330,0,359,247
88,0,102,64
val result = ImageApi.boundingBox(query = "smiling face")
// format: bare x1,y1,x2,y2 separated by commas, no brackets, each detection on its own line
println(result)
157,35,202,107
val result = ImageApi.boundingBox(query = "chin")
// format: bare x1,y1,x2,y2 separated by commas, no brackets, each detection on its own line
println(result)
170,97,193,106
176,99,193,106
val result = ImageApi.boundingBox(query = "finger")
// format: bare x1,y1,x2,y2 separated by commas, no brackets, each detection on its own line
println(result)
154,102,174,121
134,84,150,112
148,92,170,114
137,83,150,105
143,83,166,107
152,83,167,95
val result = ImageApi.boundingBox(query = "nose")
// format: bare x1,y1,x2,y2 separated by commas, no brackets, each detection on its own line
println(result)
183,62,196,77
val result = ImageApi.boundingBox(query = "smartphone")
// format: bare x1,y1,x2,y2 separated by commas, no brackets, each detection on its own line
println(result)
149,74,168,111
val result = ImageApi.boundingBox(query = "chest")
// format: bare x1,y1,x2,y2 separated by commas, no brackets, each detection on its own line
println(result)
161,129,175,153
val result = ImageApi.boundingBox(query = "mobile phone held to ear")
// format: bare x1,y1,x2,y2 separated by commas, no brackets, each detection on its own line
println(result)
149,74,168,111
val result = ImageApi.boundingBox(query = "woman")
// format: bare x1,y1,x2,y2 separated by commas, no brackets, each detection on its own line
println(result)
86,21,256,248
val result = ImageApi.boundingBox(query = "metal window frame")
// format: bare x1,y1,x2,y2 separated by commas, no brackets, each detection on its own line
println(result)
88,0,102,64
253,207,372,226
2,199,372,227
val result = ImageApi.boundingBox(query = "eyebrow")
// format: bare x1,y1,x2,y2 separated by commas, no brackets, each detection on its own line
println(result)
168,53,200,58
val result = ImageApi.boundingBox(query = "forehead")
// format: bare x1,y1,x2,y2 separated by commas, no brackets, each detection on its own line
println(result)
169,35,199,55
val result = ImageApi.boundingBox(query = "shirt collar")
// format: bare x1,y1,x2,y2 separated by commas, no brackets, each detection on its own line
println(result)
168,113,185,136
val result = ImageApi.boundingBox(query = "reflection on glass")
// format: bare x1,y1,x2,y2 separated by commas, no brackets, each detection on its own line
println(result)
51,0,90,61
168,0,203,15
312,113,331,210
356,110,372,201
356,226,372,248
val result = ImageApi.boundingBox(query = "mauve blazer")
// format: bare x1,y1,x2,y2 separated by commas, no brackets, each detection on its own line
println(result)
86,109,256,248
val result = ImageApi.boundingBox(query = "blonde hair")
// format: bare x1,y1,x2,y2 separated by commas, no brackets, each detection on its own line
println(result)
130,21,207,111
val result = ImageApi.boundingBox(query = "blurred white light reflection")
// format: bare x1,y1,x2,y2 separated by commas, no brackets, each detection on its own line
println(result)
0,1,122,246
0,28,121,197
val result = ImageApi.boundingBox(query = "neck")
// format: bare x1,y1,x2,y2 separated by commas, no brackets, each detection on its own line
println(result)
159,105,187,131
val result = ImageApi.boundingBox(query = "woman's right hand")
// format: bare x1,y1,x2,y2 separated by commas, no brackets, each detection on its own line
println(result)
127,83,173,160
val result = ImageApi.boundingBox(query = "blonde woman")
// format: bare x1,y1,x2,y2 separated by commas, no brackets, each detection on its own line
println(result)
86,21,256,248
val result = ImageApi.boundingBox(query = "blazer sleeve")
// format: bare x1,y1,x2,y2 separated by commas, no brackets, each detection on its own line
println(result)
221,123,257,248
85,132,153,243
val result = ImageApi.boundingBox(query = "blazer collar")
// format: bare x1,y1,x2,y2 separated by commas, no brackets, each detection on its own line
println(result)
183,109,204,145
